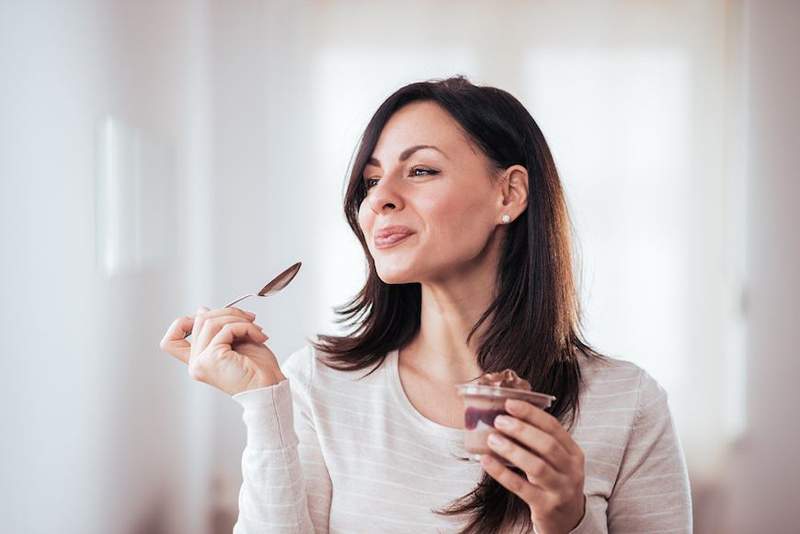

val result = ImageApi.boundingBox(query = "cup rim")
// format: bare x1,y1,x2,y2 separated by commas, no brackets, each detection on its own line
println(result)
454,383,557,407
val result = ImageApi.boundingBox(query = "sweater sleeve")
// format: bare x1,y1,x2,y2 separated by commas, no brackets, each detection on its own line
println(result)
603,368,693,533
566,493,607,533
230,346,333,533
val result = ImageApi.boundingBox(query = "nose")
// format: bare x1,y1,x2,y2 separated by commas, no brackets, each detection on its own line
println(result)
366,177,404,214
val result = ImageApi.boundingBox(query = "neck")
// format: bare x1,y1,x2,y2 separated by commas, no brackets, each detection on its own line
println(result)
401,233,504,385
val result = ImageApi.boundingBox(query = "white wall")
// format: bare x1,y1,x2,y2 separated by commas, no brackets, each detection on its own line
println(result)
0,1,214,533
725,1,800,532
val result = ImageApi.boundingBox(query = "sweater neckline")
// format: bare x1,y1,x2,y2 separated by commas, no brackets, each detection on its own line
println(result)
386,348,466,440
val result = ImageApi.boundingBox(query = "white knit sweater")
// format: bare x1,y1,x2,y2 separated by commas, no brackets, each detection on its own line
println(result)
230,345,692,533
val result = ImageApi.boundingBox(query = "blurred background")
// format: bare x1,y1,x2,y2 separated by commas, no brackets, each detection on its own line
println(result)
0,0,797,533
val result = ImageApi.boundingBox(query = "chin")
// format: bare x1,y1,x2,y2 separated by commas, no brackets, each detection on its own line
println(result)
374,261,420,285
376,270,417,285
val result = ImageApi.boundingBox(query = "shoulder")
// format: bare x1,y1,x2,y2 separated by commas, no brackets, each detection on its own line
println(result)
577,352,641,391
279,343,388,392
577,352,670,420
279,344,315,387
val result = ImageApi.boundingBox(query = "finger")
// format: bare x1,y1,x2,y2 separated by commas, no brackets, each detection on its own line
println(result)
160,316,195,364
479,453,544,506
506,399,581,455
187,306,210,340
205,305,255,320
486,432,565,490
494,415,572,473
208,321,268,356
196,315,263,356
186,306,255,337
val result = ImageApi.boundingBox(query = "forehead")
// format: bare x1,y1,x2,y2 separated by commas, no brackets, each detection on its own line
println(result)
370,101,473,159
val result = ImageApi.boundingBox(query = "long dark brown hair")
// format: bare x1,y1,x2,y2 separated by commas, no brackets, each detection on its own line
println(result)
309,75,606,533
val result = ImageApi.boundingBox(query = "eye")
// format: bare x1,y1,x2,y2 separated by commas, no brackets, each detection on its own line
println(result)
410,167,437,177
362,167,438,190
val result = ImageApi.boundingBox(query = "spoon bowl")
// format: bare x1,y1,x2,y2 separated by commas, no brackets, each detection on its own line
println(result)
223,261,302,307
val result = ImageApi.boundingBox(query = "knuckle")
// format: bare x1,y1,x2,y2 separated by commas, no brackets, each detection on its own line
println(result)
207,318,226,331
528,457,545,476
188,363,206,382
219,323,239,336
506,474,525,493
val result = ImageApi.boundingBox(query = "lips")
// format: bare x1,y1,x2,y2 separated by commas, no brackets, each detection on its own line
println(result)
374,225,415,248
375,225,414,239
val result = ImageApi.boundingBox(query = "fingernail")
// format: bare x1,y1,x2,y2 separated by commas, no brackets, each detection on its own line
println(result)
494,415,513,429
488,433,507,449
245,311,256,319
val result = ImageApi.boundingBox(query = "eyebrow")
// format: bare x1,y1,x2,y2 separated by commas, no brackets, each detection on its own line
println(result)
366,145,448,168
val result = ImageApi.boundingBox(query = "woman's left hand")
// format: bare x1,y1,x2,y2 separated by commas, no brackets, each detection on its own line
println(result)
480,398,586,534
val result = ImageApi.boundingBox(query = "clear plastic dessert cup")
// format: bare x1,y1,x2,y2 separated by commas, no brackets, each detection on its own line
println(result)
455,383,556,464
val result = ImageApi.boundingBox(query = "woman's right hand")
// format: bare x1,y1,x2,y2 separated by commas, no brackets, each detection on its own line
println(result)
159,306,286,396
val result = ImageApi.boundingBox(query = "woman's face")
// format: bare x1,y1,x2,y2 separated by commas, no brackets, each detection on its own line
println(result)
357,100,508,285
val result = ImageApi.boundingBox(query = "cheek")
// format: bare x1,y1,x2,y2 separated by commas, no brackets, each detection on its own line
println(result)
421,194,491,252
357,201,372,234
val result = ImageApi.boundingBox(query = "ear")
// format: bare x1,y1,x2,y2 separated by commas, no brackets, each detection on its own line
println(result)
496,164,529,223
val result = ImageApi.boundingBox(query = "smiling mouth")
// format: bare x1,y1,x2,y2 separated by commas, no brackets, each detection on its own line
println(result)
374,232,414,249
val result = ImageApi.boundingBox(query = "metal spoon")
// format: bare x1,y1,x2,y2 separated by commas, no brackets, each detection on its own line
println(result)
223,261,302,307
184,261,302,338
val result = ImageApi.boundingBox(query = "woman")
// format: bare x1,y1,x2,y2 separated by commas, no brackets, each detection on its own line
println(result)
161,76,693,533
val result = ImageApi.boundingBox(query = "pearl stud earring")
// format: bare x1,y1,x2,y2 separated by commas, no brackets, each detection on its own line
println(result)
501,214,511,224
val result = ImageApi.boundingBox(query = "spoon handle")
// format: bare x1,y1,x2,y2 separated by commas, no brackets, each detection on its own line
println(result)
224,294,255,308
